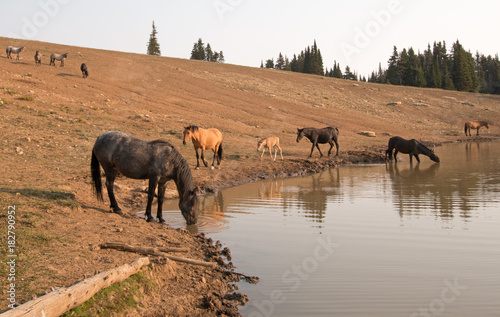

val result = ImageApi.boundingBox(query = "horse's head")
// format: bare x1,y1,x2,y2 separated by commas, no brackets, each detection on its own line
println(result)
182,126,193,145
179,187,199,225
429,152,440,163
296,128,304,143
257,139,264,151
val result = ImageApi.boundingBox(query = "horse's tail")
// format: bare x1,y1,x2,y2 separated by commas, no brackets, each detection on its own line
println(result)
91,149,104,202
217,143,223,163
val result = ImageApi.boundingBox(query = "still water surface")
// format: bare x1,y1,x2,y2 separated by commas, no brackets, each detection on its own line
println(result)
162,141,500,316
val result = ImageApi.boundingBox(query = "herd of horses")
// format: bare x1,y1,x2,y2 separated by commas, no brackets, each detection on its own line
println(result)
6,45,88,78
89,120,490,224
6,44,489,225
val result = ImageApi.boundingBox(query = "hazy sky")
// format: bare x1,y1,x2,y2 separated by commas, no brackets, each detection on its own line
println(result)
1,0,498,77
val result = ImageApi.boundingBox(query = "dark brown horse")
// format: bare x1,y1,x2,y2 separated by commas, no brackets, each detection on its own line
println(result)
80,63,88,78
464,121,489,136
296,126,339,158
385,136,440,164
91,131,198,224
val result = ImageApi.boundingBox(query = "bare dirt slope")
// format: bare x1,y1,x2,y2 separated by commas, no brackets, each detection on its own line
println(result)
1,37,499,316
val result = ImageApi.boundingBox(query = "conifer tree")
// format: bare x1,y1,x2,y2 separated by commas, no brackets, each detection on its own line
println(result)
205,43,214,62
276,53,285,70
386,46,400,84
333,61,343,78
190,38,206,60
147,21,161,56
218,51,225,63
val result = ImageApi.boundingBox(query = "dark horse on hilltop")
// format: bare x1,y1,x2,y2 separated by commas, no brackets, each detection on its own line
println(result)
385,136,440,164
296,126,339,158
91,131,198,224
464,121,489,136
80,63,88,78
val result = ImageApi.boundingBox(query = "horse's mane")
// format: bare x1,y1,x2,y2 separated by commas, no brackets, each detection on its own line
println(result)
150,139,173,146
169,147,195,198
185,125,199,132
415,140,433,155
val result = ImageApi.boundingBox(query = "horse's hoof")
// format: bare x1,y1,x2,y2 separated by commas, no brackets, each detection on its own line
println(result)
146,217,155,223
195,166,200,170
114,209,123,215
158,218,166,224
210,166,215,170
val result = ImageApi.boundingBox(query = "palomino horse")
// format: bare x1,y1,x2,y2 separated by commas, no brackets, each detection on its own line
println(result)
34,51,42,66
81,63,88,78
385,136,440,164
50,53,68,66
91,131,198,224
183,126,223,169
464,121,489,136
6,46,24,60
257,136,283,161
296,126,339,158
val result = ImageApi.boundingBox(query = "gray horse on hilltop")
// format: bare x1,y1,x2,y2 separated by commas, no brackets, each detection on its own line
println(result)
34,51,42,66
6,46,24,60
50,53,68,66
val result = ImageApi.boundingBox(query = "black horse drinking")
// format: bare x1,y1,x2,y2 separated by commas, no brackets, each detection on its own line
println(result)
385,136,440,164
91,131,198,224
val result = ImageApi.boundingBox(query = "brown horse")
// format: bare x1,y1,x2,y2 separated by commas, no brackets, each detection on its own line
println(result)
464,121,489,136
183,126,223,169
257,136,283,161
385,136,440,164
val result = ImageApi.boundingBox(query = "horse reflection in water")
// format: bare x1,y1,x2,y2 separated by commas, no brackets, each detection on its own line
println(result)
386,161,445,218
258,180,283,200
385,136,440,164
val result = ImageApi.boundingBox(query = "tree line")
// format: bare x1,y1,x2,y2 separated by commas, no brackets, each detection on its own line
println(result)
261,40,324,75
369,40,500,94
190,38,225,63
147,23,499,95
261,40,363,81
146,22,225,63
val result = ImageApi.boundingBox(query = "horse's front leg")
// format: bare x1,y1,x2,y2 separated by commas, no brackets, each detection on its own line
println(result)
156,181,166,223
260,148,266,160
200,148,209,167
476,128,480,136
394,150,399,163
414,154,420,163
308,142,316,158
145,177,159,222
316,143,324,157
195,148,201,170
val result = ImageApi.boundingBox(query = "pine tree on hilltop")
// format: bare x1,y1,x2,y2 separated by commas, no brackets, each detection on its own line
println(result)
147,21,161,56
190,38,205,60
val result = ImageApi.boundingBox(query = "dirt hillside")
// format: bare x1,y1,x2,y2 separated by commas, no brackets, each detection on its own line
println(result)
1,36,499,316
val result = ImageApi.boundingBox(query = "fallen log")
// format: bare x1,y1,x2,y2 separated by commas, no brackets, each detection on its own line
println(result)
100,242,216,268
2,257,150,317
